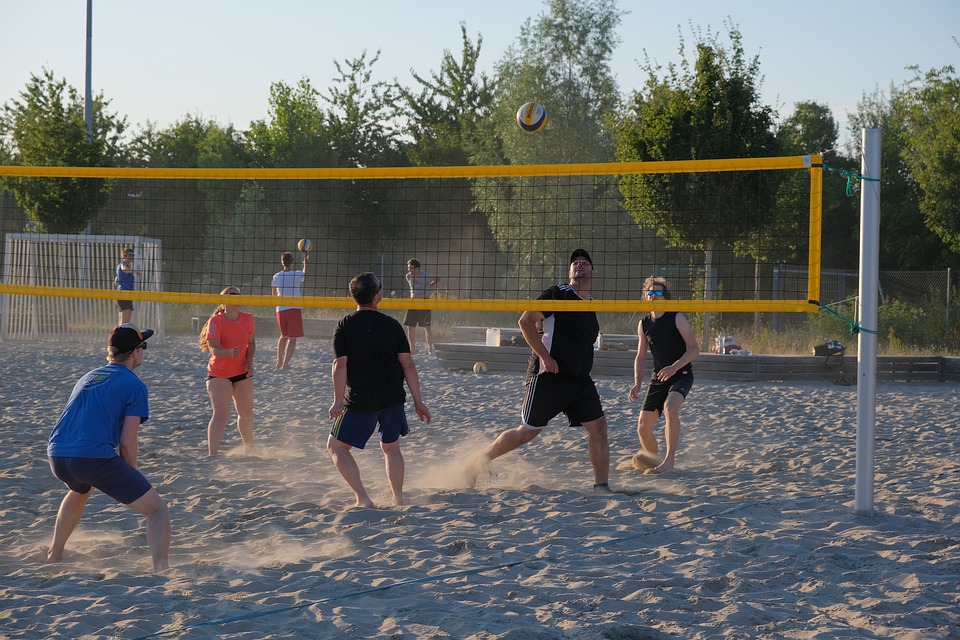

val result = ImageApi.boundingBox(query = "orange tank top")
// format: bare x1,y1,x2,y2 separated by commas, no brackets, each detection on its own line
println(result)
206,312,255,378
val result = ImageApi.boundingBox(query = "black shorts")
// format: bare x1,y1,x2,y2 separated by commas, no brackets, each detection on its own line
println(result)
521,373,603,429
49,456,152,504
403,309,432,327
116,299,134,311
642,370,694,414
207,372,250,383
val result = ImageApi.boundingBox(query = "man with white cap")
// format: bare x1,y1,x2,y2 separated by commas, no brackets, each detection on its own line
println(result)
45,323,171,571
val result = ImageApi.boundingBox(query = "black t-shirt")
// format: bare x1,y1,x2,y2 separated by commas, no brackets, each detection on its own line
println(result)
333,310,409,411
526,284,600,380
641,311,692,375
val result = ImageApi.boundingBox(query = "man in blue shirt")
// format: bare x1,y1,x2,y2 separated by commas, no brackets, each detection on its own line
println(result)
46,323,171,571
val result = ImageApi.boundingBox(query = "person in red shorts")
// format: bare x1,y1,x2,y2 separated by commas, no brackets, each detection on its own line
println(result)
272,250,308,370
199,286,256,455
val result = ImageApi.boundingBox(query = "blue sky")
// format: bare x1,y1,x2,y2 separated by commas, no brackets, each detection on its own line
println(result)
2,0,957,148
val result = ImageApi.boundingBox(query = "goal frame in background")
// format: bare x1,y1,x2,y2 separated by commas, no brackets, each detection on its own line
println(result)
1,233,164,342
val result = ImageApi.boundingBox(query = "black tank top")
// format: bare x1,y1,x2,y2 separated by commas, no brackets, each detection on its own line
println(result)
641,311,692,375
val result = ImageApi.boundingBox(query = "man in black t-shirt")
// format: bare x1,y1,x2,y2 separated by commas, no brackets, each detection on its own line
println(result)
465,249,611,494
328,272,431,507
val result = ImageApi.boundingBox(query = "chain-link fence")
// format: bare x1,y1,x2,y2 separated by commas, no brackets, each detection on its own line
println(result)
772,268,958,348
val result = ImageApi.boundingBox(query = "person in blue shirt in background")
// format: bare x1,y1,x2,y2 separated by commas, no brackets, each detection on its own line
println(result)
115,246,139,325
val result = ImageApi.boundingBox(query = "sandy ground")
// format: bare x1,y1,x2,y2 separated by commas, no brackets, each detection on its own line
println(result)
1,333,958,639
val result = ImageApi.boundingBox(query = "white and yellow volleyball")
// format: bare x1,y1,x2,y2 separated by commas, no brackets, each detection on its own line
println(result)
516,102,547,133
473,362,488,374
297,238,312,253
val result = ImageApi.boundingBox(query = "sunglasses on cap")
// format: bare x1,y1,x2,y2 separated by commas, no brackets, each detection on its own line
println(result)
646,289,665,296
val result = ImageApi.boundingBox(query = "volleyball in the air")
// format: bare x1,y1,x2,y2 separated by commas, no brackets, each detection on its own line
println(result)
473,361,488,374
516,102,547,133
297,238,312,253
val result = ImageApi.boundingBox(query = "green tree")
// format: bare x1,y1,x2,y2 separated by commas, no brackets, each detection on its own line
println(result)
398,24,497,167
246,78,335,168
776,101,859,269
615,23,778,341
322,50,406,168
104,116,253,289
900,65,960,255
130,115,248,169
0,69,126,233
848,87,958,270
474,0,627,289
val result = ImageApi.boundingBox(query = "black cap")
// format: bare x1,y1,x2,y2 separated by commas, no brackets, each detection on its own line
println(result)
570,248,592,265
108,323,154,355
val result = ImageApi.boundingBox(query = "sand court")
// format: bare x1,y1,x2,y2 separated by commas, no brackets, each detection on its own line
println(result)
1,335,957,639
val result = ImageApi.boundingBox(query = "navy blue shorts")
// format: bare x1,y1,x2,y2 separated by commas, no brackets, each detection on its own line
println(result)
642,370,694,414
49,456,153,504
521,373,603,429
330,403,409,449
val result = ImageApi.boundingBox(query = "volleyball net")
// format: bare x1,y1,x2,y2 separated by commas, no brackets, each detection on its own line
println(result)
0,155,821,338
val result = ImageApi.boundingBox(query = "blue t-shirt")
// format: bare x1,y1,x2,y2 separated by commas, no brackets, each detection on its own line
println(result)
116,261,135,291
47,363,150,459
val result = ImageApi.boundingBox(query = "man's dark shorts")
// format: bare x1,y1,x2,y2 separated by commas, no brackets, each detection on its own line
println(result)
642,370,694,414
330,403,409,449
522,373,603,429
402,309,432,327
116,299,134,312
49,456,153,504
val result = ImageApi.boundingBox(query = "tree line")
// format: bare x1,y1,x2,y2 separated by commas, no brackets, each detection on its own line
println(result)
1,0,958,276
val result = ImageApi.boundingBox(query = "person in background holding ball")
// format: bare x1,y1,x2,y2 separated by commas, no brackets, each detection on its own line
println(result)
115,246,139,325
199,287,256,456
46,323,170,572
272,250,308,370
403,258,440,355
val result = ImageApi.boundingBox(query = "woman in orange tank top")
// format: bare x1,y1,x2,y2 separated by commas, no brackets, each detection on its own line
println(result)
199,286,256,455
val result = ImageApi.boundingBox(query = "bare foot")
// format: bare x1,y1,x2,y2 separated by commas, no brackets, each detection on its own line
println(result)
44,550,63,564
463,454,489,488
645,461,675,475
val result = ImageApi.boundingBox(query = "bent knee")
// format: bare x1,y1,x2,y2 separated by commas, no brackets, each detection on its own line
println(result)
582,417,608,436
130,488,167,515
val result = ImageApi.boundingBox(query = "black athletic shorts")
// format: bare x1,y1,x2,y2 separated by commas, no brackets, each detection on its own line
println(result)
402,309,432,327
642,370,694,414
521,372,603,429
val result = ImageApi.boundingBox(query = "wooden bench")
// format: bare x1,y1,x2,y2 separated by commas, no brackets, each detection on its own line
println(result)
434,342,960,383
